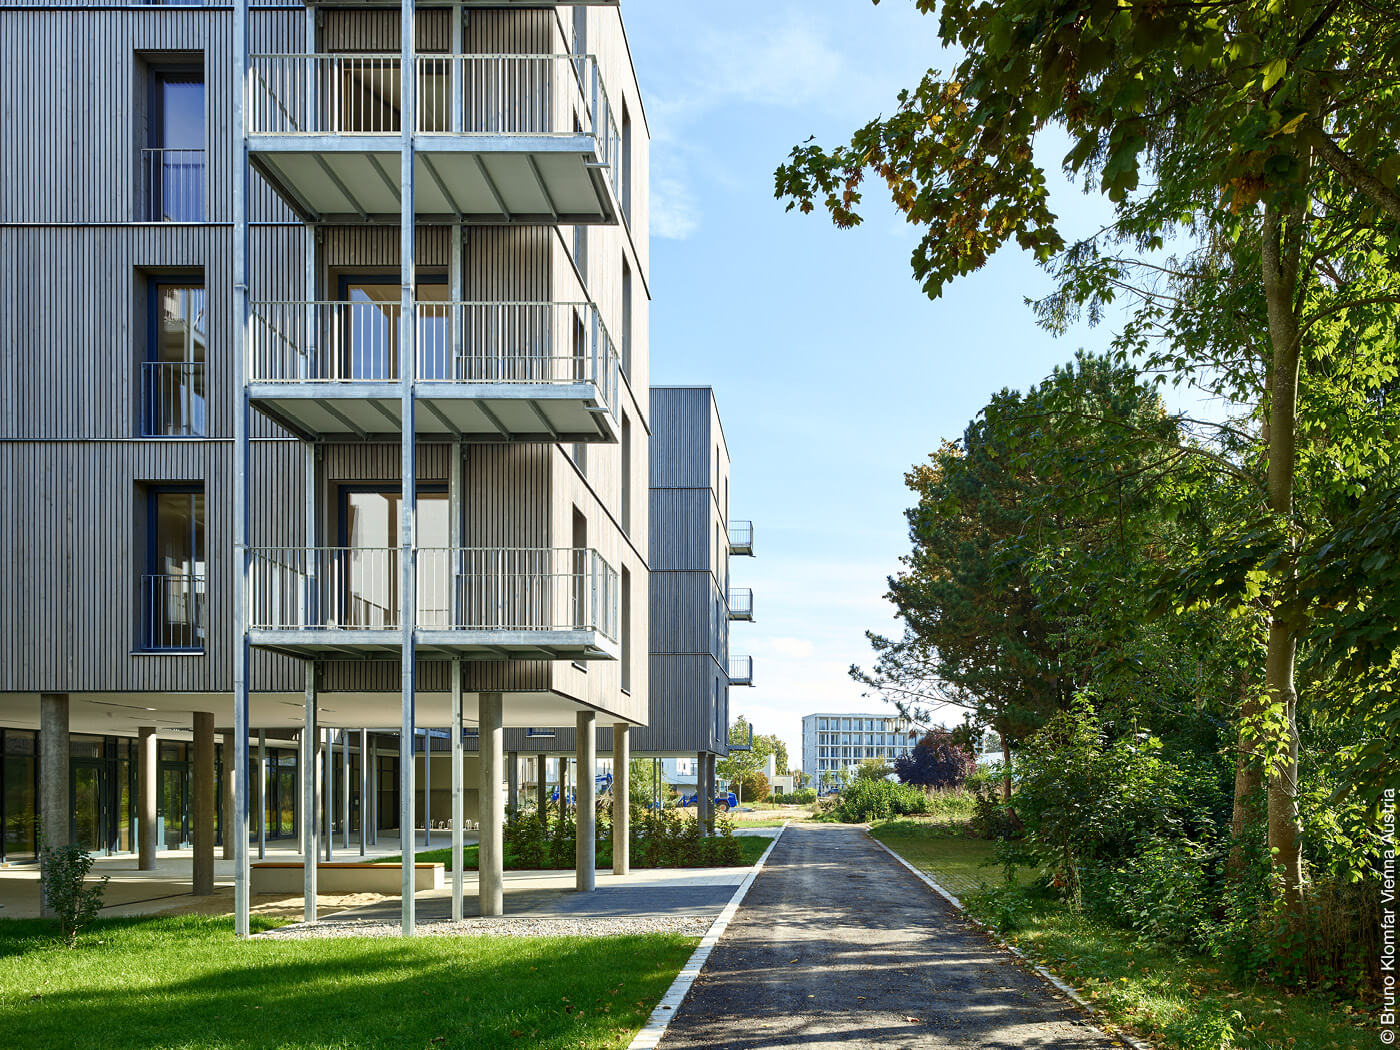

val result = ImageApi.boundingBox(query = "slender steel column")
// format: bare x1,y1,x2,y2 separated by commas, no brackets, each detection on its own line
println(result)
479,692,504,916
230,0,253,939
397,0,418,939
323,728,333,862
303,675,318,923
507,752,518,816
369,736,378,846
192,712,215,896
423,730,431,848
536,753,548,815
451,661,464,920
612,725,630,875
257,730,267,861
359,728,368,857
576,712,596,892
342,731,351,851
138,726,157,871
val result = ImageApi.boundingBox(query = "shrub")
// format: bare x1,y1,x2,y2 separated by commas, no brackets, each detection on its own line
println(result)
833,778,933,823
1090,835,1215,950
894,729,975,789
729,769,769,805
854,758,894,781
775,787,817,805
41,843,108,947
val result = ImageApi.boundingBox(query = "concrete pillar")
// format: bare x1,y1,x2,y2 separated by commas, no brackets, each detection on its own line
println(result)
359,728,368,857
192,712,215,896
536,753,547,815
303,677,318,923
138,726,157,871
342,731,351,851
696,751,708,833
221,730,236,860
576,711,596,892
612,724,630,876
369,736,378,846
257,730,267,861
478,691,504,916
38,694,70,917
507,751,519,815
559,756,569,816
450,662,464,921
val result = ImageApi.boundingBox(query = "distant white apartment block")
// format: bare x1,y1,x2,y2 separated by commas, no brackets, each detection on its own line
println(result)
801,713,915,783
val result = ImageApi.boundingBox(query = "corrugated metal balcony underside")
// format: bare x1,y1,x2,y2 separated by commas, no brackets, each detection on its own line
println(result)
250,137,616,224
246,627,619,661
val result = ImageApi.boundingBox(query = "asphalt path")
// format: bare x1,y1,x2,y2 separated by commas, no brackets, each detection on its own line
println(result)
657,823,1120,1050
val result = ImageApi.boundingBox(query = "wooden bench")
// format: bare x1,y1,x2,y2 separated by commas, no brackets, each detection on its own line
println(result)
251,861,444,896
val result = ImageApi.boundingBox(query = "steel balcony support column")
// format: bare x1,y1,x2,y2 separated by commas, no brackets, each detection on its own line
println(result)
359,728,368,857
303,671,318,922
231,0,253,939
450,658,464,920
398,0,419,939
576,711,596,892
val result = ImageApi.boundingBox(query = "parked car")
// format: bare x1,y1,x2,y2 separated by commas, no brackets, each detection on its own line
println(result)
678,791,739,811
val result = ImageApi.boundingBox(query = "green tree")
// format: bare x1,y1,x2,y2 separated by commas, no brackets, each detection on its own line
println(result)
779,0,1400,913
854,757,894,781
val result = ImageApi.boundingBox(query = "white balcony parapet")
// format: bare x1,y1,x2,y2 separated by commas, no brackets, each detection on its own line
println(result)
246,53,620,221
729,521,754,556
247,300,620,440
246,546,619,658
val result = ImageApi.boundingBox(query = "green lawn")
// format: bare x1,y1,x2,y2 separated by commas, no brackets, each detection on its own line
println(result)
871,821,1376,1050
0,915,695,1050
376,834,770,869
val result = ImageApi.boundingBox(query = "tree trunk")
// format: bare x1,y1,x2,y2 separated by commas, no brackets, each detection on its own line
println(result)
1227,672,1263,878
1260,196,1306,910
1001,736,1012,803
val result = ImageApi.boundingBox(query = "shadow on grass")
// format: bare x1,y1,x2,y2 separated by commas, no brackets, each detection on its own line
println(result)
0,914,694,1050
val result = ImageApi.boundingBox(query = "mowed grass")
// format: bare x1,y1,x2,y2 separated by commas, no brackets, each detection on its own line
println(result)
376,834,770,869
0,915,695,1050
871,822,1376,1050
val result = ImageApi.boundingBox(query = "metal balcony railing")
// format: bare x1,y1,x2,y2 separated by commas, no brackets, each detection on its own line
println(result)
141,148,204,222
140,574,207,651
728,655,754,686
727,587,754,621
728,521,754,556
247,546,619,641
247,53,621,195
249,300,618,401
141,362,206,436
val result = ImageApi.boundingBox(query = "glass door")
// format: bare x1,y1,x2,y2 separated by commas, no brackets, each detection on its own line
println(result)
159,763,189,849
71,761,106,854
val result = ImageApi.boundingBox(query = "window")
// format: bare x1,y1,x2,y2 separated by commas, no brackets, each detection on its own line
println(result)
621,259,633,377
141,486,206,651
620,412,632,534
621,101,633,223
145,66,204,221
339,485,448,627
571,508,588,628
526,729,556,739
620,567,632,691
143,277,206,437
2,730,38,863
335,274,448,381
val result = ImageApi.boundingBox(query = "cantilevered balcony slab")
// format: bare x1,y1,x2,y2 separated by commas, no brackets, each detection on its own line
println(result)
248,54,621,224
248,300,620,442
246,546,620,661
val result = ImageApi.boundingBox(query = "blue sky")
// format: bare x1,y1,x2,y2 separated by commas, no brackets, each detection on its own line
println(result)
625,2,1126,765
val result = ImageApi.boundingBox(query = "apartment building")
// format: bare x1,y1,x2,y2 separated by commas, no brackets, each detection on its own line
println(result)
801,713,915,785
500,386,754,825
0,0,649,936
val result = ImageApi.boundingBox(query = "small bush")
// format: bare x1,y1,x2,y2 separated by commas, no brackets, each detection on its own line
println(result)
729,769,769,805
775,787,817,805
833,778,933,822
41,843,108,947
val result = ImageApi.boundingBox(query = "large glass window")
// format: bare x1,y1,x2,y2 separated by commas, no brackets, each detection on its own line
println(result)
335,275,448,381
146,68,204,221
142,486,206,650
2,731,37,863
339,486,448,626
144,278,206,436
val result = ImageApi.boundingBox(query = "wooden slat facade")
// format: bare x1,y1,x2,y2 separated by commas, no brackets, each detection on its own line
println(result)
0,3,651,734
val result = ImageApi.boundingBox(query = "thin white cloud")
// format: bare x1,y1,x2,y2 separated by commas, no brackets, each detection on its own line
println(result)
650,174,701,240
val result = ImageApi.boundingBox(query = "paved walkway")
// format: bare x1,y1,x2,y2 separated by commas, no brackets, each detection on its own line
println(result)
657,824,1118,1050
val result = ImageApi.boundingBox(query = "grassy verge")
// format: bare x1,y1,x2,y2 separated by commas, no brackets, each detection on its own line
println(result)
0,914,695,1050
871,821,1374,1050
375,834,769,869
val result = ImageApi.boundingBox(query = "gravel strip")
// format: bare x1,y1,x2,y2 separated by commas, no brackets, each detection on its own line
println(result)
257,914,712,940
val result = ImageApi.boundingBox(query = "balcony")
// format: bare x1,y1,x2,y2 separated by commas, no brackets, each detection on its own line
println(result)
246,546,619,660
141,148,204,221
247,53,620,223
728,655,753,687
139,574,207,652
248,299,620,441
728,521,754,556
141,362,206,437
727,587,753,621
